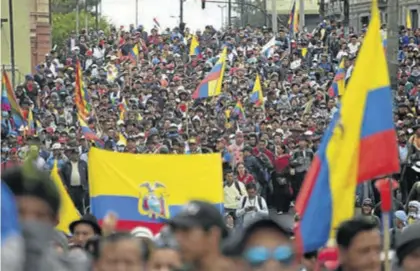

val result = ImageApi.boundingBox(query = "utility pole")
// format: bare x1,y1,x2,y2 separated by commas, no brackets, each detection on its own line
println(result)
240,0,245,27
299,0,305,31
228,0,232,26
84,0,88,35
135,0,139,27
263,0,267,26
387,0,399,90
8,0,16,88
76,0,80,37
95,0,99,31
218,5,226,28
180,0,184,28
271,0,277,33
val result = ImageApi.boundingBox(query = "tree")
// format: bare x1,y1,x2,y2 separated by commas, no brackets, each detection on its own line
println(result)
52,11,110,47
51,0,101,14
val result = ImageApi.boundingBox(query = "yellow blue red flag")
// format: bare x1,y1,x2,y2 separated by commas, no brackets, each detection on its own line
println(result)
328,59,345,98
192,47,227,99
295,0,400,253
189,35,200,56
250,74,264,107
88,148,224,233
288,1,299,35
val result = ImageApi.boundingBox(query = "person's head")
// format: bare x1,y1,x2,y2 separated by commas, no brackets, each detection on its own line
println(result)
302,251,318,271
96,232,145,271
2,164,60,225
69,149,79,162
395,210,408,229
361,198,374,215
235,131,244,145
225,170,234,183
69,214,102,247
298,137,308,149
246,183,257,198
168,200,228,264
228,218,295,271
236,162,247,175
147,234,182,271
396,223,420,271
336,218,381,271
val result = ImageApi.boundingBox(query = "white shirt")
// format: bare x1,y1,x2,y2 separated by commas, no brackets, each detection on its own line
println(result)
236,196,269,226
70,161,81,186
348,42,360,54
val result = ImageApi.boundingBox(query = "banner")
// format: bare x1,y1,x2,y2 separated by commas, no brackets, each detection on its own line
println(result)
89,148,224,233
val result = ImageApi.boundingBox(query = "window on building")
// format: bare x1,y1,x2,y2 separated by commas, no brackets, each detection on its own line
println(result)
411,9,418,29
361,16,369,26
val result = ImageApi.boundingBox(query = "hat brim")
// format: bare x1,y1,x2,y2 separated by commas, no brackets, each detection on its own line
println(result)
69,219,102,235
167,215,202,229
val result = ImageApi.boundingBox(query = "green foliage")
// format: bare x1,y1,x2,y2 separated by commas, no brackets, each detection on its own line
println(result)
51,0,101,13
52,11,110,47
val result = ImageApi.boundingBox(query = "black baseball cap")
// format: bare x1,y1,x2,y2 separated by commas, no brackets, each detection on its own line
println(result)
168,200,228,238
222,217,293,256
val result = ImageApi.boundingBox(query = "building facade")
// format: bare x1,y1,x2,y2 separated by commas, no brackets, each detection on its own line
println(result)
1,0,51,85
323,0,420,32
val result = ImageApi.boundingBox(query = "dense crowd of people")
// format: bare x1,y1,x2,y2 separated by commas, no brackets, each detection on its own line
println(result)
2,10,420,271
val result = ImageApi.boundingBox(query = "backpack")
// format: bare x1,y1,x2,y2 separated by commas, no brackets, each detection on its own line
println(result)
241,196,263,210
224,181,242,196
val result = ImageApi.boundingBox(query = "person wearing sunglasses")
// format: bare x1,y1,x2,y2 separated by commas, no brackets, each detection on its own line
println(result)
224,217,298,271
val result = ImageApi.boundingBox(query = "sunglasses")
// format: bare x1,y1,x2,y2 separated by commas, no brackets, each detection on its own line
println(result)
243,246,294,267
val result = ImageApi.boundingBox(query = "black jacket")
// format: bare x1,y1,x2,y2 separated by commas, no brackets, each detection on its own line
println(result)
60,160,89,190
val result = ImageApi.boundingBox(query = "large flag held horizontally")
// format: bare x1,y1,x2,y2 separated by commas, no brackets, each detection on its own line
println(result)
328,59,346,98
189,35,200,56
78,115,104,148
2,71,25,129
75,60,90,118
88,147,223,233
295,0,400,253
260,36,276,58
250,74,264,107
50,161,80,234
192,47,227,99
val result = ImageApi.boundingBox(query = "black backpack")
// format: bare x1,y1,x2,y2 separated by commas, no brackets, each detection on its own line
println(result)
224,181,243,196
241,196,263,210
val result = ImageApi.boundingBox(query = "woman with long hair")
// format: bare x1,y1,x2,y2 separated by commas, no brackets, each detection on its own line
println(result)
235,162,255,185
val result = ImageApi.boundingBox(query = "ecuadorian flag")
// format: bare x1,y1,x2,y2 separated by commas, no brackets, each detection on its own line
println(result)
192,47,227,99
295,0,400,253
88,148,223,233
250,74,264,107
78,115,104,148
189,35,200,56
328,59,345,98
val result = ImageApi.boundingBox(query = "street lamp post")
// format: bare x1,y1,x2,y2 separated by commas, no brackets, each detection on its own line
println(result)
217,5,227,28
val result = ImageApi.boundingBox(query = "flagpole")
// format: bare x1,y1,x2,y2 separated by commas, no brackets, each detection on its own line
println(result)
135,0,139,26
8,0,16,88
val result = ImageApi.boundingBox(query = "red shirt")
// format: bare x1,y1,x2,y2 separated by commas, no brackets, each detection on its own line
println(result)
237,173,254,185
274,154,291,173
252,147,275,165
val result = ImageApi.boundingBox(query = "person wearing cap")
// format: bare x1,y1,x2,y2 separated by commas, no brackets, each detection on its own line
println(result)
69,214,102,247
357,198,381,228
224,217,296,271
168,200,232,271
290,137,314,201
335,218,381,271
395,223,420,271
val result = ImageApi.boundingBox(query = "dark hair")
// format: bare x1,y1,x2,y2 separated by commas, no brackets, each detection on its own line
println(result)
336,218,377,249
245,182,257,190
99,232,146,260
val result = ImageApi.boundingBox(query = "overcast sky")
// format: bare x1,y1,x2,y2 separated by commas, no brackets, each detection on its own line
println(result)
101,0,224,31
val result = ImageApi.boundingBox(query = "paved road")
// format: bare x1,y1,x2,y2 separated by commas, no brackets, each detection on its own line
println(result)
269,209,295,231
